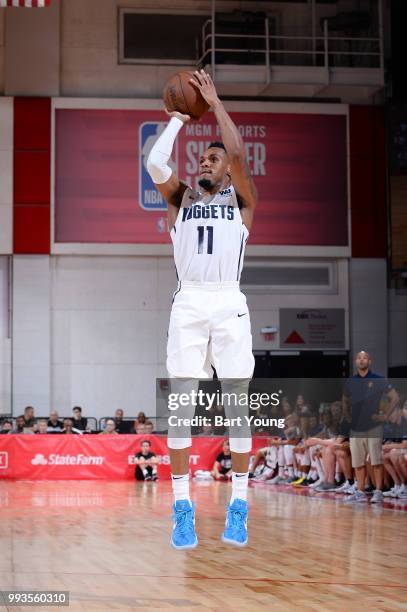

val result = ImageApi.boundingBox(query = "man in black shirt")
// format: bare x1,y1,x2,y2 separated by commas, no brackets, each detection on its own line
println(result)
135,440,158,481
114,409,132,434
23,406,36,429
71,406,88,431
212,440,233,480
47,410,63,433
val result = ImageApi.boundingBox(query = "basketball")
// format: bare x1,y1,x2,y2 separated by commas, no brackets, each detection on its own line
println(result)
163,71,209,120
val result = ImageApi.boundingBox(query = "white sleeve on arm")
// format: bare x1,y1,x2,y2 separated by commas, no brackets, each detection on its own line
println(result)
146,117,184,184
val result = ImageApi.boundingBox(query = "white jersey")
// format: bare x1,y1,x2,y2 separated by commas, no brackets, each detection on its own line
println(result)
170,184,249,283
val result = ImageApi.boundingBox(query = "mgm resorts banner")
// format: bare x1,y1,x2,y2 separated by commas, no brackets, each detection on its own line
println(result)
156,378,407,440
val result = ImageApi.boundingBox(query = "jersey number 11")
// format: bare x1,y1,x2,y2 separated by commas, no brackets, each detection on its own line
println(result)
197,226,213,254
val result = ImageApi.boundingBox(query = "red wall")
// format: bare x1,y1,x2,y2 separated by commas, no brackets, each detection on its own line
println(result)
13,97,51,254
349,105,387,258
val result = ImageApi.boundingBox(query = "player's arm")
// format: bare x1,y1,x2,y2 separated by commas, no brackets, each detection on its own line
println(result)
146,111,190,229
190,70,258,231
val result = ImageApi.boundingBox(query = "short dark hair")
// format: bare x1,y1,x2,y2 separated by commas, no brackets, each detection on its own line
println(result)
208,141,226,152
141,439,151,446
73,406,82,412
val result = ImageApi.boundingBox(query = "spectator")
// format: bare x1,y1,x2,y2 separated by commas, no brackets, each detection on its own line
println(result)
281,397,293,417
134,440,158,481
343,351,399,504
134,411,147,433
62,418,81,435
13,415,34,434
36,419,49,434
23,405,36,429
0,419,12,434
114,409,132,434
47,410,63,433
143,421,155,434
71,406,88,431
99,419,118,435
211,440,233,480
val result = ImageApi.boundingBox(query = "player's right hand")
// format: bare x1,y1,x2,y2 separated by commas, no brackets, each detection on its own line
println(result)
165,108,191,123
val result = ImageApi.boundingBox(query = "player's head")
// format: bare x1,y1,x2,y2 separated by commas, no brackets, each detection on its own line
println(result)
198,141,230,192
355,350,371,372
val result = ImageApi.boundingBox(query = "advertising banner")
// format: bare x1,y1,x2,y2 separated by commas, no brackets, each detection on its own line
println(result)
55,109,348,246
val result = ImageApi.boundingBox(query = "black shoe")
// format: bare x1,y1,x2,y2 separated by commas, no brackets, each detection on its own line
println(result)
300,479,315,487
152,474,158,482
144,475,152,481
248,472,255,479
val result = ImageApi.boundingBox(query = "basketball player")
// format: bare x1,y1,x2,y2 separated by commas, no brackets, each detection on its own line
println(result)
147,70,257,549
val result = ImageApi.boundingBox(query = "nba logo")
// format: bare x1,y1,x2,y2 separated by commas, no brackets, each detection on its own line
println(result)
0,452,8,469
139,122,178,211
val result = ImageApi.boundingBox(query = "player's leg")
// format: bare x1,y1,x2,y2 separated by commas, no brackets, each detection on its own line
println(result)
166,289,211,549
211,289,255,547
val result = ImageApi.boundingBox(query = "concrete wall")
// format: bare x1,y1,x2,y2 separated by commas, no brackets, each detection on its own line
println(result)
9,254,350,419
4,0,60,96
349,258,388,375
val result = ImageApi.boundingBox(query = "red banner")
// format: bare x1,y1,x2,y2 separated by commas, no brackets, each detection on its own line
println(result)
0,435,267,480
55,109,348,246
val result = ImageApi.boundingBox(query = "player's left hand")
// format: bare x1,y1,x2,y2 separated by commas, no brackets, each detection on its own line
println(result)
190,69,221,108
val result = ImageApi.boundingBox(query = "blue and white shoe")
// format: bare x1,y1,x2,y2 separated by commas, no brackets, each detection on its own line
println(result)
221,498,248,547
171,500,198,550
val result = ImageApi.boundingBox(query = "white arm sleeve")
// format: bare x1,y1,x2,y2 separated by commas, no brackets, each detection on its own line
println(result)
146,117,184,184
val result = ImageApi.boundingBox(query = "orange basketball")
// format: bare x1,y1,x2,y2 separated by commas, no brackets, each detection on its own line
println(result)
163,71,209,121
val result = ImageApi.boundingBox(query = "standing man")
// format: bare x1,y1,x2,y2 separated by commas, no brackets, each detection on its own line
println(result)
343,351,399,503
147,70,257,549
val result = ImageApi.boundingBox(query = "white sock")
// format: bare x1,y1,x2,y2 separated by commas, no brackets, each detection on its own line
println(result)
278,466,284,477
287,466,294,477
231,472,248,503
171,473,190,502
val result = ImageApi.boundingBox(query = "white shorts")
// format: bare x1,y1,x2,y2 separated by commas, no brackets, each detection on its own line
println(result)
167,281,255,379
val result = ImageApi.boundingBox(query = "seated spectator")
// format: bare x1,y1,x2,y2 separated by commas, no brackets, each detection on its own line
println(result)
99,419,118,435
143,421,155,434
114,409,132,434
0,419,12,434
383,399,407,499
47,410,63,433
250,436,282,482
211,440,232,480
62,418,81,435
134,411,147,433
281,397,293,417
36,419,49,434
13,415,34,434
23,405,36,429
134,440,158,481
71,406,87,431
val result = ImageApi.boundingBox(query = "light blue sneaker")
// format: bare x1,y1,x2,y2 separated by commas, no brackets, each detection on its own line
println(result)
171,500,198,550
221,498,248,547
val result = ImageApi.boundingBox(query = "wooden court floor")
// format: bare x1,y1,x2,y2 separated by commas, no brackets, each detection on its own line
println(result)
0,480,406,611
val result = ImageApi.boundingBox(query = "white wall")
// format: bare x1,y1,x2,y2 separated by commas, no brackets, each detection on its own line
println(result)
12,256,51,416
51,255,175,420
0,256,11,415
349,258,388,375
247,258,349,351
8,254,350,420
